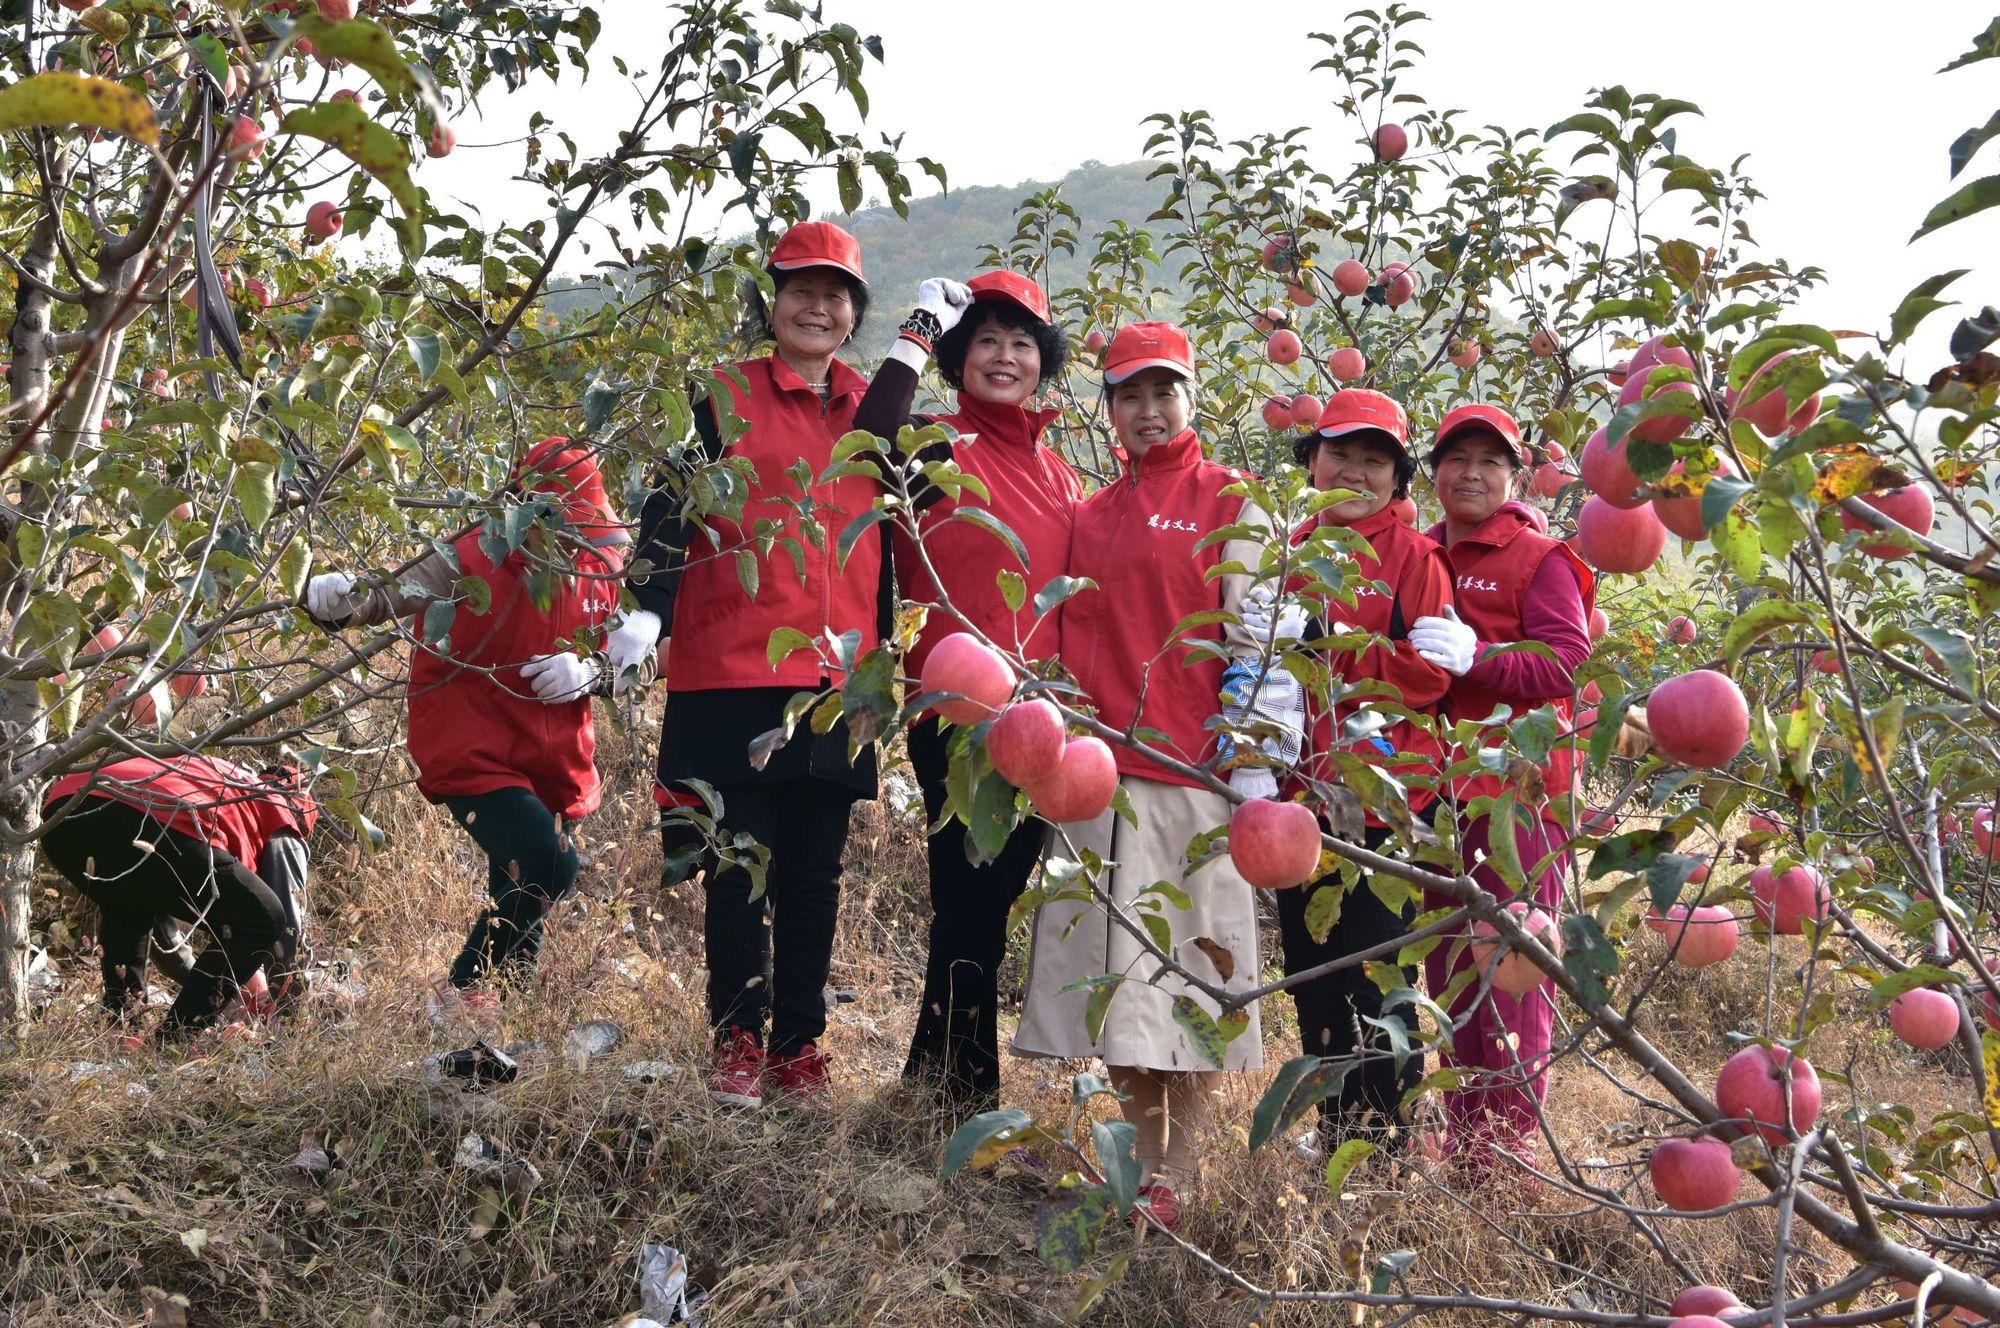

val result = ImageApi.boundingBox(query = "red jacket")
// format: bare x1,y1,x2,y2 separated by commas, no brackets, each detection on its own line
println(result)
1423,501,1596,809
1059,428,1252,787
1290,499,1454,821
408,437,623,820
664,354,878,690
894,392,1081,675
45,755,317,868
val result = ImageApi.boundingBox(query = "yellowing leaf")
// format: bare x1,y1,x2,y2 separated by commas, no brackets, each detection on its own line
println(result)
1813,457,1910,505
0,73,159,146
1984,1028,2000,1130
279,101,422,252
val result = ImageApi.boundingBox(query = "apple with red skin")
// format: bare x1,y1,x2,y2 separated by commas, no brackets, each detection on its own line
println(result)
1261,232,1297,274
1728,349,1820,438
226,116,266,162
1229,798,1321,889
1749,862,1828,935
58,0,99,11
1026,737,1117,823
88,624,126,655
318,0,354,17
1576,496,1668,574
333,89,362,106
169,670,208,700
1607,359,1630,387
1588,607,1608,642
1654,455,1739,540
1618,365,1699,444
1811,649,1840,675
305,200,344,240
1668,616,1696,644
168,501,193,520
1260,397,1291,431
1289,394,1323,429
1448,339,1481,369
1889,988,1960,1049
1579,679,1602,704
1715,1044,1820,1142
1747,811,1781,836
1372,123,1408,161
427,122,457,158
243,277,272,311
1579,426,1646,509
1083,329,1107,353
986,699,1065,787
1286,281,1316,308
1668,1319,1739,1328
1687,862,1710,885
1468,901,1562,995
1529,462,1565,499
1329,347,1366,381
1529,328,1556,357
1840,485,1935,559
1545,440,1567,463
1331,260,1370,297
1888,1281,1981,1326
1266,330,1303,366
1647,669,1748,768
1649,1136,1738,1211
109,678,165,726
1380,262,1416,306
1669,1288,1745,1319
1648,904,1739,967
1250,306,1285,333
922,632,1013,725
1581,804,1619,834
1629,334,1695,379
1973,806,1995,856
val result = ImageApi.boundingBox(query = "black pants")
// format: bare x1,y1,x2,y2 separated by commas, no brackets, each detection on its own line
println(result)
901,718,1044,1115
41,798,294,1034
443,787,581,988
1274,823,1422,1146
663,778,854,1057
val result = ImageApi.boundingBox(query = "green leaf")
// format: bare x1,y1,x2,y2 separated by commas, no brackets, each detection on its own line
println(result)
1560,913,1619,1007
0,73,158,145
1586,828,1677,880
1034,1186,1116,1273
1912,173,2000,242
940,1108,1036,1178
1083,974,1122,1044
1248,1055,1324,1152
1889,270,1970,347
1170,996,1228,1068
404,325,442,383
421,598,456,648
1660,164,1719,203
1091,1119,1141,1213
1864,966,1960,1012
1324,1138,1377,1197
280,101,423,253
766,626,815,670
1303,878,1346,945
835,506,891,567
276,539,312,600
1699,474,1755,532
1483,792,1526,890
1034,574,1095,617
947,506,1029,567
287,15,422,98
232,463,275,530
581,379,620,436
1942,17,2000,72
996,568,1026,614
734,549,759,600
1722,600,1813,665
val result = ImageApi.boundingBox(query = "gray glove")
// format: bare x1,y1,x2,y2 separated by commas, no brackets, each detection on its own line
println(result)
520,652,601,703
1409,605,1478,675
604,610,662,696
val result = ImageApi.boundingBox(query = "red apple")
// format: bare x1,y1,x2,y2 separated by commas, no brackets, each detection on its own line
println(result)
1331,260,1370,297
332,89,362,106
1448,339,1481,369
1083,329,1107,353
1288,394,1323,429
1648,669,1748,768
1026,736,1117,823
1840,486,1935,559
1266,330,1303,366
108,678,164,726
1381,262,1416,306
1286,280,1316,308
1888,1281,1981,1327
1889,988,1960,1049
1607,359,1630,388
1229,798,1321,890
1653,455,1738,541
1582,803,1619,834
1728,350,1820,438
1579,679,1602,704
1668,616,1696,644
1250,306,1284,334
305,200,344,240
169,501,193,520
921,632,1013,725
1811,649,1840,675
1588,607,1609,642
1576,497,1668,574
1973,807,1995,857
427,122,456,158
1261,232,1297,274
986,698,1065,787
1649,1136,1738,1211
1687,862,1710,885
1668,1319,1739,1328
1469,901,1563,996
1579,426,1646,509
88,624,126,655
169,671,209,700
1260,397,1291,431
1669,1288,1745,1319
1651,904,1739,967
1529,462,1565,499
318,0,353,17
242,277,271,311
1545,440,1567,463
1749,863,1828,935
1618,365,1699,444
1329,347,1366,381
225,115,265,162
1715,1044,1820,1142
1629,335,1695,379
1372,122,1408,162
1529,328,1556,357
1747,811,1782,836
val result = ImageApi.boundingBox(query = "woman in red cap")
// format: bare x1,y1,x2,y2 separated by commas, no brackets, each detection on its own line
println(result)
851,270,1080,1120
1406,404,1595,1172
623,221,886,1108
41,755,317,1038
1274,388,1456,1155
1013,322,1284,1232
305,438,625,1018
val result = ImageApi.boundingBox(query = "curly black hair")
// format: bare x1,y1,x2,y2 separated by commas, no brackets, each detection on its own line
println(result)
740,267,871,347
1293,429,1418,500
934,300,1068,393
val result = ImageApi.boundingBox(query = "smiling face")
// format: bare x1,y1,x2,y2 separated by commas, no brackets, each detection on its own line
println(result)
1433,429,1521,530
1309,432,1401,523
768,268,857,366
1108,368,1190,455
961,307,1042,407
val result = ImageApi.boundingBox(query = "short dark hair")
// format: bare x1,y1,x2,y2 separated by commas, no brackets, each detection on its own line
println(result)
743,267,871,346
1294,429,1418,500
935,300,1068,393
1426,427,1524,473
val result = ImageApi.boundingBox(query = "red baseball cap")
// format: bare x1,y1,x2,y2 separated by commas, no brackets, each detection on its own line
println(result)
767,221,865,285
1431,403,1526,462
1316,389,1410,448
967,270,1050,324
1103,321,1195,385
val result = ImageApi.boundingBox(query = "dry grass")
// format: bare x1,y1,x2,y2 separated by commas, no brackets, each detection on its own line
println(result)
0,729,1977,1327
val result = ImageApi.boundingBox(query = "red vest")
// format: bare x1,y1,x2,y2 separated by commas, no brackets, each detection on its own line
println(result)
1429,502,1596,807
408,438,622,820
893,393,1080,675
1059,428,1249,787
665,355,878,690
46,755,317,867
1289,499,1453,820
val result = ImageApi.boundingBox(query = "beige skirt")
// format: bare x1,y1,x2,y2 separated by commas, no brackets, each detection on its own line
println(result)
1012,774,1264,1071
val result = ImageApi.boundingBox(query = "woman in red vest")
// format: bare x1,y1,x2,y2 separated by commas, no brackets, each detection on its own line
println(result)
305,438,625,1020
1013,322,1283,1233
621,222,886,1108
1407,404,1595,1172
1276,389,1455,1155
851,270,1080,1120
41,755,316,1038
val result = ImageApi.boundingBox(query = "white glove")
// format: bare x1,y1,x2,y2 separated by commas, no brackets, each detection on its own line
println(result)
1409,604,1478,675
604,610,662,696
305,571,359,625
520,651,601,703
1239,585,1309,647
916,277,974,333
1230,766,1280,800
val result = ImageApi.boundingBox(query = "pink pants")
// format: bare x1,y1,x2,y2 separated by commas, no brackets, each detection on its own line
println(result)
1423,811,1567,1168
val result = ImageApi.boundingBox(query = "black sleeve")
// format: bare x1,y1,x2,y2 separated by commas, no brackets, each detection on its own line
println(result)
853,356,955,507
627,392,723,626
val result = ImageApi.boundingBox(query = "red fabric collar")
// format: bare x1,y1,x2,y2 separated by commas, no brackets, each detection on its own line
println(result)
1426,499,1541,550
1122,426,1202,477
950,391,1059,449
766,352,866,399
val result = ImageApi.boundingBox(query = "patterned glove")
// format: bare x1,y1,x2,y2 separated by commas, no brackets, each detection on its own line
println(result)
891,277,975,366
1239,585,1309,647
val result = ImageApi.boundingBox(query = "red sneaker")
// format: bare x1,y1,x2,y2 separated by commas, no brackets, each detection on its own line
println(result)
1130,1183,1180,1233
707,1027,765,1108
766,1042,831,1101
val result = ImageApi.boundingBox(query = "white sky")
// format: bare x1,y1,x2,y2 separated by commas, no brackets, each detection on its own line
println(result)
410,0,1997,373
